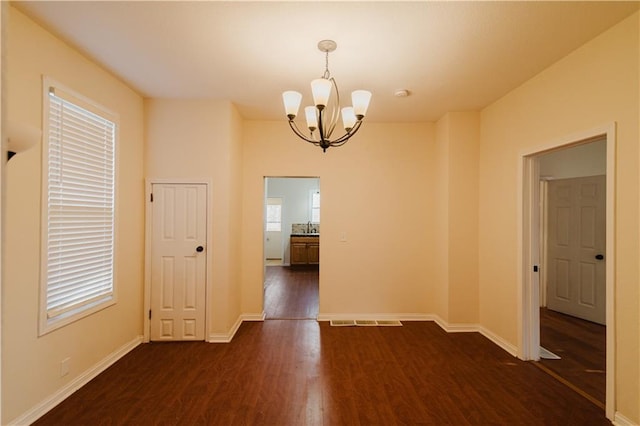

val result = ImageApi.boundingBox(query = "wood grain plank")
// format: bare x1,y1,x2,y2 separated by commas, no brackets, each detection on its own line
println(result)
539,307,606,405
34,271,609,426
264,265,318,319
34,320,609,425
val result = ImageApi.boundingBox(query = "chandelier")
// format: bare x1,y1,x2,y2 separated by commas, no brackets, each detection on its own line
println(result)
282,40,372,152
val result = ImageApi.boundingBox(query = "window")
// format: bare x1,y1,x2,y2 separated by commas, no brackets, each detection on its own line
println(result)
40,80,117,334
265,198,282,232
311,190,320,223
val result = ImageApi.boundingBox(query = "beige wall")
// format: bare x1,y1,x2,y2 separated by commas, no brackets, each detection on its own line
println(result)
479,12,639,421
432,116,450,321
2,7,145,423
241,122,437,318
145,99,243,335
433,112,480,325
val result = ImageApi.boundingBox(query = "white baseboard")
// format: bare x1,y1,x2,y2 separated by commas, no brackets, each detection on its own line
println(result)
614,412,639,426
427,314,479,333
9,335,143,426
317,313,518,357
208,317,242,343
428,314,518,357
316,313,432,322
478,326,519,357
208,312,265,343
241,312,266,321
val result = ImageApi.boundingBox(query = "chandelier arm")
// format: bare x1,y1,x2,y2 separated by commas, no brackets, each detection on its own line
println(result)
329,119,364,145
317,106,327,145
288,115,363,148
288,120,319,145
331,132,357,147
324,78,340,139
330,141,349,148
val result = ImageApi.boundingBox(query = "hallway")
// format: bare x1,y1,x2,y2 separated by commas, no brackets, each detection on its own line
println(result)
264,265,319,320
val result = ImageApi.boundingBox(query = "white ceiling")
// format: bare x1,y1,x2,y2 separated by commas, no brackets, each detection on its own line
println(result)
13,1,640,122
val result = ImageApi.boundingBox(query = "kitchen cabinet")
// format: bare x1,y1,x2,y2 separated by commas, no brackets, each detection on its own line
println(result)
290,236,319,265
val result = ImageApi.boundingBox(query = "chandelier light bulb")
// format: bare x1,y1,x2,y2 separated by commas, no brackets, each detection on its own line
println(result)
282,91,302,119
352,90,372,119
304,106,318,132
341,107,356,131
311,78,332,109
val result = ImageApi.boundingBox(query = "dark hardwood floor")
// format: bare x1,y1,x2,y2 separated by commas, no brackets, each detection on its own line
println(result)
264,265,319,320
33,271,608,425
539,307,606,407
35,320,609,425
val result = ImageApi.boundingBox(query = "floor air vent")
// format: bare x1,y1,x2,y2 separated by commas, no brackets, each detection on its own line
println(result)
375,320,403,326
330,320,356,327
330,320,402,327
355,320,377,326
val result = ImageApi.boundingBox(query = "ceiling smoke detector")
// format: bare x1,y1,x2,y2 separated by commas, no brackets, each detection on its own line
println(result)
394,89,410,97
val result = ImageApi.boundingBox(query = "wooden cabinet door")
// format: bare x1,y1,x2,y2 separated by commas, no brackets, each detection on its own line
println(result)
307,243,319,264
291,242,308,265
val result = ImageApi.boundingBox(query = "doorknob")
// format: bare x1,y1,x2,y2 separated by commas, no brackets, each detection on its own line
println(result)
196,246,204,253
595,254,604,260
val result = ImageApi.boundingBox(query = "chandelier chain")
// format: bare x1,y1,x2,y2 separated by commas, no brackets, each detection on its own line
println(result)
323,51,331,79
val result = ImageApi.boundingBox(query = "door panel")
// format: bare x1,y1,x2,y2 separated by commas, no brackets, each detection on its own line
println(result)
579,262,596,306
161,257,175,308
554,259,570,300
265,231,283,259
151,183,207,340
265,197,283,260
546,176,605,324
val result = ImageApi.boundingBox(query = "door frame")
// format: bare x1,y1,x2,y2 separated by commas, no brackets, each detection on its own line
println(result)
262,176,320,316
518,123,615,419
143,178,212,342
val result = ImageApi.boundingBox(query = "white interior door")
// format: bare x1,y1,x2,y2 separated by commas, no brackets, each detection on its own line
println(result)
150,183,207,340
546,175,605,324
265,197,283,260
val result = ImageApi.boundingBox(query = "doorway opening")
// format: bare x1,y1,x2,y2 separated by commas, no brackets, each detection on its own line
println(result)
263,177,320,320
520,125,615,420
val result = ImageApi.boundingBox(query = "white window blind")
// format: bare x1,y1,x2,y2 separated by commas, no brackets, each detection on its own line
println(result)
44,88,116,323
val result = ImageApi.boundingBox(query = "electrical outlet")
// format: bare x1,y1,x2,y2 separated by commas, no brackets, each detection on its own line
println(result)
60,358,70,377
339,231,347,242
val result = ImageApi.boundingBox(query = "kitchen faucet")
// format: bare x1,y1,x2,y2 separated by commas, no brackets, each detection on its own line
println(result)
307,221,311,233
